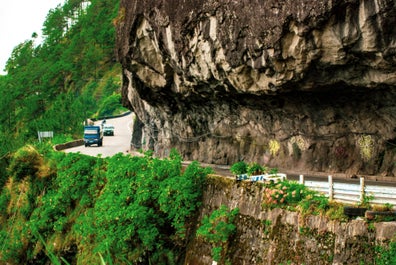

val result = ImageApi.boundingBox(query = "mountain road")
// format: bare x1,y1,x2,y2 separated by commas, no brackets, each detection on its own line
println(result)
64,113,134,158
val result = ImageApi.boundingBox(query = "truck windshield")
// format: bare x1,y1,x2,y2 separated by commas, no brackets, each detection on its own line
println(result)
84,129,98,135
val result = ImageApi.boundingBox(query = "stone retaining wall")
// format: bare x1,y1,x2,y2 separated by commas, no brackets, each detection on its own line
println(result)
185,175,396,264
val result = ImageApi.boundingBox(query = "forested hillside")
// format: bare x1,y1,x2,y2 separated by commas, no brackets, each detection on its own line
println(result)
0,0,125,174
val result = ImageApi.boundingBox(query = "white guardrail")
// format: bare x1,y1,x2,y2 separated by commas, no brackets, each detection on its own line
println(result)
301,175,396,206
236,173,396,206
236,173,287,183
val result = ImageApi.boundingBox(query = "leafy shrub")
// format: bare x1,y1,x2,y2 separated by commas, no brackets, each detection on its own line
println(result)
0,220,27,264
196,205,239,262
261,180,342,218
375,241,396,265
51,134,75,145
82,150,210,264
263,181,307,208
159,160,212,240
297,193,330,215
8,145,43,181
0,155,10,190
0,188,10,216
230,161,248,175
97,93,126,118
28,152,104,239
247,162,266,176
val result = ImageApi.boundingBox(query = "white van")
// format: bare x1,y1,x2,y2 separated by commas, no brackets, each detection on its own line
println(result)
103,124,115,136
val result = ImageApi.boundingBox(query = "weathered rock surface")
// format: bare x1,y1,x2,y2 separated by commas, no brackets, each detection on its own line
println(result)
116,0,396,176
185,176,396,264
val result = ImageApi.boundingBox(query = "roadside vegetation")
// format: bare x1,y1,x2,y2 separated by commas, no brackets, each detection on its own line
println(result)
230,161,396,221
231,161,346,220
0,144,212,264
1,145,395,264
197,205,239,264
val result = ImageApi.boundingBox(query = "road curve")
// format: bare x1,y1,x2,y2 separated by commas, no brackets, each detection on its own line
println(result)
64,113,134,158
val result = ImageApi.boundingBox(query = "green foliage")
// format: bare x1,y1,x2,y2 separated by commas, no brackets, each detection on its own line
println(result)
159,159,212,239
297,193,331,215
196,205,239,262
323,202,346,220
269,167,279,175
261,180,346,220
36,232,70,265
230,161,248,175
263,181,308,208
247,162,266,176
384,203,393,211
28,152,104,238
89,151,210,263
0,189,10,215
0,220,28,263
359,193,374,208
7,145,43,181
51,134,74,145
0,146,210,264
262,180,332,217
97,93,126,118
0,154,11,190
375,241,396,265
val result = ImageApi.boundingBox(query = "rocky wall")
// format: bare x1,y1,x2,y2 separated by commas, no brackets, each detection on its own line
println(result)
116,0,396,176
184,175,396,264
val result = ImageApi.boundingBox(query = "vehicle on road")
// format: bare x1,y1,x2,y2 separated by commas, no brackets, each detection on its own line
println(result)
103,124,115,136
84,125,103,147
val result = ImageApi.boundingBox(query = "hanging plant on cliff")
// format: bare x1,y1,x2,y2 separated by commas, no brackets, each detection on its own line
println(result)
196,205,239,262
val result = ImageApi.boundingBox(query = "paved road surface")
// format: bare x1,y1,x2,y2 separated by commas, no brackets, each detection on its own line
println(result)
64,113,134,158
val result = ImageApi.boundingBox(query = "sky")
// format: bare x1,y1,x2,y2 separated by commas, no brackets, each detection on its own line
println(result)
0,0,64,74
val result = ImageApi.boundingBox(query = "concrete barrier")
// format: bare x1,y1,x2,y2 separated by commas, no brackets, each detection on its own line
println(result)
53,139,84,151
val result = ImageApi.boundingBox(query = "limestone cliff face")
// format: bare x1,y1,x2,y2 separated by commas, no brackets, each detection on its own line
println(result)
117,0,396,176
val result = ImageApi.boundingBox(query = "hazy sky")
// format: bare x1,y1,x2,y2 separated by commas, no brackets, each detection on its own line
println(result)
0,0,64,74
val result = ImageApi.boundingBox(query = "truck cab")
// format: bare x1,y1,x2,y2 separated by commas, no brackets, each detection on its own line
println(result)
83,125,103,147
